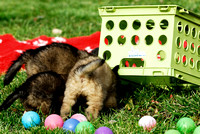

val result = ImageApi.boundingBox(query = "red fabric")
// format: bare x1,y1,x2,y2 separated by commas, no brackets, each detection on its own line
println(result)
0,32,100,74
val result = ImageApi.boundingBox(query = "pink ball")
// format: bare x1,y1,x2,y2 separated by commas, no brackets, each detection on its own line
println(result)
44,114,64,130
70,113,87,122
139,115,156,131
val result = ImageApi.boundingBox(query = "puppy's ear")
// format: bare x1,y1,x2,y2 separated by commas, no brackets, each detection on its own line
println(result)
76,59,105,76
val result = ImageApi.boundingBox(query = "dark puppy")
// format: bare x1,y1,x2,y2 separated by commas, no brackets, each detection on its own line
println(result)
4,43,91,86
0,71,65,114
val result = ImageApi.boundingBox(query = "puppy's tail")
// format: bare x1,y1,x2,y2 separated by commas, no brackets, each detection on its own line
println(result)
0,87,25,111
4,49,33,86
76,59,105,76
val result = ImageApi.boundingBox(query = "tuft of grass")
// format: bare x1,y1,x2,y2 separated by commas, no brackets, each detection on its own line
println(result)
0,0,200,133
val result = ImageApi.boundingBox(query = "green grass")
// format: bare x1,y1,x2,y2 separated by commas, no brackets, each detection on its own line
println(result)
0,0,200,133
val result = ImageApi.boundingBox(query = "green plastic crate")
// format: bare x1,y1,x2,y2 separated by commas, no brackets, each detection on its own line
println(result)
98,5,200,86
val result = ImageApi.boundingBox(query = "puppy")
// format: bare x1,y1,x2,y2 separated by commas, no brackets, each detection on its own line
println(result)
60,56,117,120
0,71,65,114
4,43,91,86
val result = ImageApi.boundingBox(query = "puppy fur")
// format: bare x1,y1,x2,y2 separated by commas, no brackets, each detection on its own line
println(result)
0,71,65,114
2,43,93,114
4,43,91,86
60,56,117,120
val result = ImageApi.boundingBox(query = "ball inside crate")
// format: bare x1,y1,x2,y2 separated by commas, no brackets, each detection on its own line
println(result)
98,5,200,86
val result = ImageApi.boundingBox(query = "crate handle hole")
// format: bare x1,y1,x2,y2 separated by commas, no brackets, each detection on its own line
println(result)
133,20,141,30
177,22,183,32
131,35,139,45
183,40,188,51
190,58,194,68
103,50,111,60
119,20,127,30
182,55,187,66
192,28,197,38
159,35,167,45
190,43,195,53
104,35,113,45
145,35,153,45
106,20,114,30
184,25,190,35
176,37,181,48
118,35,126,45
197,46,200,56
174,52,180,63
157,50,165,61
197,60,200,71
160,20,168,29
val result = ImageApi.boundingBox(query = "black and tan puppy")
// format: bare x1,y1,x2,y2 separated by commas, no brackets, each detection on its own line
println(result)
4,43,91,86
2,43,93,114
60,55,117,120
0,71,65,114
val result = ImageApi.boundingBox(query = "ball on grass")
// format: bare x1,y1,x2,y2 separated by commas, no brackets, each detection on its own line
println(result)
176,117,196,134
70,113,87,122
21,111,41,129
95,126,113,134
164,129,181,134
63,118,80,133
139,115,156,131
75,121,95,134
193,126,200,134
44,114,64,130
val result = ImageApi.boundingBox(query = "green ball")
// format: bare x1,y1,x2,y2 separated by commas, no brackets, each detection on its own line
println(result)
176,117,196,134
193,126,200,134
75,121,95,134
164,129,181,134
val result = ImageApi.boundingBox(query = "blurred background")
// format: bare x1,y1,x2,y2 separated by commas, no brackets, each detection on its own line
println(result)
0,0,199,40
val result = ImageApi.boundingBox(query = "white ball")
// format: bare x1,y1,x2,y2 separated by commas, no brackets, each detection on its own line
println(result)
139,115,156,130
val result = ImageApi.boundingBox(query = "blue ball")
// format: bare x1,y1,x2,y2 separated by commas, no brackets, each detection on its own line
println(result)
63,118,80,133
21,111,41,129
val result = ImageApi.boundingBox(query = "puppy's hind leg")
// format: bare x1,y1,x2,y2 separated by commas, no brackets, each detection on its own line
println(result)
104,92,117,108
85,90,104,120
60,90,78,119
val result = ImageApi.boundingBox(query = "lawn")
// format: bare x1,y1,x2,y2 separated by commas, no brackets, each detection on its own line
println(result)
0,0,200,133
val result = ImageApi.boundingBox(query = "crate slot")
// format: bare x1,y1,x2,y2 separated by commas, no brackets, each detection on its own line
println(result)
119,20,127,30
103,50,111,60
118,35,126,45
160,19,168,29
106,20,114,30
158,35,167,45
132,20,141,30
146,19,155,30
121,58,144,67
104,35,113,45
145,35,153,45
131,35,139,45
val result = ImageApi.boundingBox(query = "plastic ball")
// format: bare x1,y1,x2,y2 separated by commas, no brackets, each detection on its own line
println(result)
75,121,95,134
164,129,181,134
176,117,196,134
63,118,80,133
138,115,156,131
21,111,41,129
44,114,64,130
193,126,200,134
95,126,113,134
70,113,87,122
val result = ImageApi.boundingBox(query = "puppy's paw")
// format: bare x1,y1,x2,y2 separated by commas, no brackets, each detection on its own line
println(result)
85,108,98,121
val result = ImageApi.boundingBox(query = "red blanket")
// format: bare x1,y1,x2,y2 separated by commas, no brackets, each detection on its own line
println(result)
0,32,100,74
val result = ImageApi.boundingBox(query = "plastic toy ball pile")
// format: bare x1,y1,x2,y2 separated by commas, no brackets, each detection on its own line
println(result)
138,115,200,134
21,111,113,134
